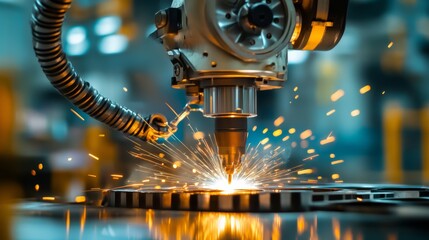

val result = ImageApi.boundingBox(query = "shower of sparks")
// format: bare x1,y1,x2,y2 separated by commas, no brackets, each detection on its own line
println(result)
326,109,336,116
273,116,284,127
88,153,99,160
331,160,344,165
127,124,310,191
330,89,345,102
70,108,85,121
388,41,394,48
359,85,371,94
351,109,361,117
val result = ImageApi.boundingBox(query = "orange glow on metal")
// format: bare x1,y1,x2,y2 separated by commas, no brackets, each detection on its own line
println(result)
66,209,70,238
300,129,312,140
423,108,429,182
297,215,306,235
273,116,284,127
272,214,281,240
303,154,319,161
70,108,85,121
332,218,341,240
88,153,99,160
330,90,345,102
360,85,371,94
384,105,403,183
80,206,87,237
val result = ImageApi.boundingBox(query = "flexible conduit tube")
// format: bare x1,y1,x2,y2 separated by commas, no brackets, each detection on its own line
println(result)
31,0,155,140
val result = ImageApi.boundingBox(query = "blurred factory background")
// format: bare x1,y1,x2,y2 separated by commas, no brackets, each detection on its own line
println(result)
0,0,429,203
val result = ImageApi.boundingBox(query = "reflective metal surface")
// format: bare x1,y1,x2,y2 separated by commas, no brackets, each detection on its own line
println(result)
203,86,257,117
13,201,429,240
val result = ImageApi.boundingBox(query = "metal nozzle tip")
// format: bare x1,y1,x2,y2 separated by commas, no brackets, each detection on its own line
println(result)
227,174,232,185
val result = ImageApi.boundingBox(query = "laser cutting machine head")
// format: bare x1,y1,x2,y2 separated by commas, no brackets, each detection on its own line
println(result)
152,0,349,183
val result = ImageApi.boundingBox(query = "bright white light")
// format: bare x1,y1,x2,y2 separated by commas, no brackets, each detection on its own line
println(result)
288,50,310,64
206,177,256,193
99,34,129,54
95,16,122,36
66,26,87,45
66,39,90,56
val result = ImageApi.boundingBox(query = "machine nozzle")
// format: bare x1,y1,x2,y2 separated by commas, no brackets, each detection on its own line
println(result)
214,118,248,185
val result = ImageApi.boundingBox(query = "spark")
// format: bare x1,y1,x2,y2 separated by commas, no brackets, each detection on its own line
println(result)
99,134,105,137
382,91,386,95
297,169,314,175
31,170,36,176
331,173,340,180
335,180,344,183
295,95,299,100
357,197,363,202
111,174,123,178
293,86,299,92
300,129,312,140
252,126,257,132
35,184,40,191
273,129,282,137
330,154,336,158
42,197,56,201
320,132,335,145
282,136,289,141
289,128,296,134
38,163,43,170
260,137,269,145
388,41,394,48
330,89,345,102
193,131,205,140
331,160,344,165
263,144,272,150
273,116,284,127
87,174,97,178
359,85,371,94
326,109,336,116
351,109,360,117
70,108,85,121
123,87,128,92
303,154,319,161
67,157,72,161
262,128,269,134
75,196,86,203
307,149,315,154
88,153,99,160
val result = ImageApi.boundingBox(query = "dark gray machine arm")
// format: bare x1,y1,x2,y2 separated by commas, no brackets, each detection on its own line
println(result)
31,0,169,142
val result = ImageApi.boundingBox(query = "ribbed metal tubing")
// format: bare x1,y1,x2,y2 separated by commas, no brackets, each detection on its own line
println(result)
31,0,152,140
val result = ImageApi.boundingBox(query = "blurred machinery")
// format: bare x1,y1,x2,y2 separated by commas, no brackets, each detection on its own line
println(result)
31,0,348,184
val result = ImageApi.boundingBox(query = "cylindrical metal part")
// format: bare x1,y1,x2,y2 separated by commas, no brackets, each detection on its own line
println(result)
203,86,257,117
215,118,248,183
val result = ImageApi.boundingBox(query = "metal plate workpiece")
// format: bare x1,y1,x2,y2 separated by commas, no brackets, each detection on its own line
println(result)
107,185,429,212
107,189,312,212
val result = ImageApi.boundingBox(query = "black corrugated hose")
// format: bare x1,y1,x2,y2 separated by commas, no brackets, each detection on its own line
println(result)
31,0,168,141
